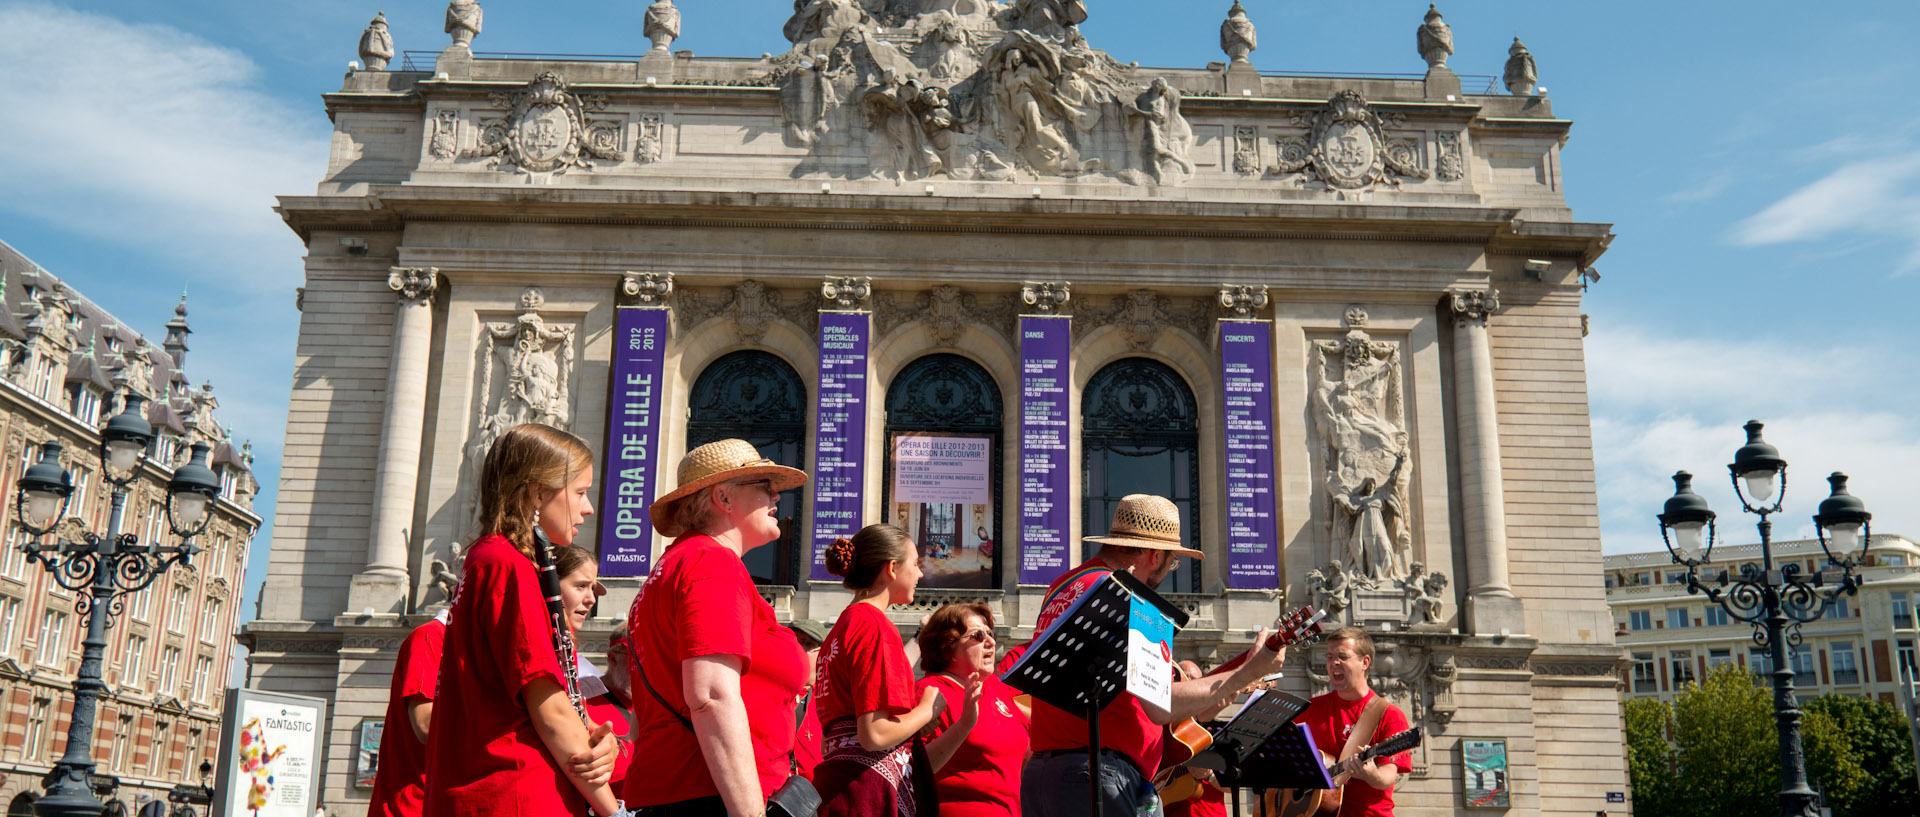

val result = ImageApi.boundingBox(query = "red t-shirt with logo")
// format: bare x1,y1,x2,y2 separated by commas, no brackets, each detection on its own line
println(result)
917,673,1030,817
815,602,916,726
1298,690,1412,817
623,533,810,807
368,618,444,817
424,534,579,817
582,693,634,793
1003,559,1168,778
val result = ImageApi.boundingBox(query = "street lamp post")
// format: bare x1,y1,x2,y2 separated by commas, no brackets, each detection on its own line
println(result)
15,394,221,817
1655,420,1872,817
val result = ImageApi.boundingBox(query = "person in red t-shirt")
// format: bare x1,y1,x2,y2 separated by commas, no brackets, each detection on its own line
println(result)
628,438,812,817
551,544,636,794
915,602,1029,817
1285,627,1411,817
1007,495,1289,817
787,620,830,782
366,614,445,817
424,423,624,817
814,524,947,817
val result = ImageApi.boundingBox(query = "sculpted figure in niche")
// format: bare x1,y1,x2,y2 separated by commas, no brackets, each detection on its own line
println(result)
1311,313,1414,588
989,47,1094,175
463,288,576,525
446,0,483,48
1131,77,1194,185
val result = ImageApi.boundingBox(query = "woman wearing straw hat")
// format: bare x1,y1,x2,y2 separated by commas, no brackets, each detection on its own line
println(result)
624,439,811,817
1000,494,1290,817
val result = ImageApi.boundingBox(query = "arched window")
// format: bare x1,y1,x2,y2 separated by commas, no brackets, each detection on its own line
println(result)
884,354,1003,589
687,351,807,585
1082,357,1202,592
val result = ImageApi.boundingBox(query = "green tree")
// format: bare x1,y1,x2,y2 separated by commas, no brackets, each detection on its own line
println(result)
1670,665,1778,817
1801,704,1865,810
1624,696,1680,817
1804,694,1920,817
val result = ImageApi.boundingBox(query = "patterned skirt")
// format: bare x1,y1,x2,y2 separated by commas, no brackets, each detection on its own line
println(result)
814,716,938,817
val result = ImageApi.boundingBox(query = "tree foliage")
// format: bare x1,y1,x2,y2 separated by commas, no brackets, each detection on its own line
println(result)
1624,665,1920,817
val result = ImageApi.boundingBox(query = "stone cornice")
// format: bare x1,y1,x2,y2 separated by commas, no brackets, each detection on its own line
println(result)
279,187,1612,262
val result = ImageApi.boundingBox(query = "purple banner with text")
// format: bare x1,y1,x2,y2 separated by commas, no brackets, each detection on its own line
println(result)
1018,316,1071,585
810,312,870,580
1220,320,1280,588
598,307,670,577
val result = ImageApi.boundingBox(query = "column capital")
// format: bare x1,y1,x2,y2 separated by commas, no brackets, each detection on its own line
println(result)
621,271,674,305
1446,288,1500,327
1217,284,1270,319
1021,280,1072,314
820,276,872,310
387,267,439,304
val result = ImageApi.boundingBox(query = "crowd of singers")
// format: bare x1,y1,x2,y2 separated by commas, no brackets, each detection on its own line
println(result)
365,425,1411,817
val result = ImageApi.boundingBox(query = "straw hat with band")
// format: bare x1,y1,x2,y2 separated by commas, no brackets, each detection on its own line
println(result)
1085,493,1204,558
649,438,808,538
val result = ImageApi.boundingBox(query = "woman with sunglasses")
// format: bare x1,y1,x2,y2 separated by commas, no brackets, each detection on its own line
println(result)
915,603,1029,817
628,439,811,817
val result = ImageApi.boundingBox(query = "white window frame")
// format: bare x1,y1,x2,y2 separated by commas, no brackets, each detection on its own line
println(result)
36,610,66,667
166,585,189,633
1,526,28,580
0,596,19,654
190,655,211,702
1704,605,1730,627
1832,641,1859,685
1666,607,1690,629
69,387,100,426
124,634,146,691
1631,652,1657,694
25,698,49,761
159,645,181,696
200,598,222,643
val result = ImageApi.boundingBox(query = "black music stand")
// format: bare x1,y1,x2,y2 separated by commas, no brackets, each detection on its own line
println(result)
1005,570,1188,817
1187,688,1321,815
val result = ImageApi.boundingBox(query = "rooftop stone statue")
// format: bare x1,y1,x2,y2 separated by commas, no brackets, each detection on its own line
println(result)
358,11,394,71
1416,4,1453,70
1504,37,1538,95
446,0,483,49
1220,0,1257,65
645,0,681,56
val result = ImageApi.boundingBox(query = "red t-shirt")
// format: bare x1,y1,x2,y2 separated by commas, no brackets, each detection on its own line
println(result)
814,602,916,726
583,693,634,794
1298,690,1412,817
1162,777,1225,817
367,618,444,817
424,534,579,817
1010,559,1167,778
624,534,810,807
917,673,1030,817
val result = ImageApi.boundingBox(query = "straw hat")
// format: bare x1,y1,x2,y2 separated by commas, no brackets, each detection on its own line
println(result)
649,438,808,538
1086,494,1204,558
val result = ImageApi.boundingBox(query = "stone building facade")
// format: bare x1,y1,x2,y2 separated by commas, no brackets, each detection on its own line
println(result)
0,240,262,815
249,3,1625,814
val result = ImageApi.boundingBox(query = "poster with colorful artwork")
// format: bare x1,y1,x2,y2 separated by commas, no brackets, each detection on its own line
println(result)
1462,738,1510,808
214,688,327,817
891,433,994,589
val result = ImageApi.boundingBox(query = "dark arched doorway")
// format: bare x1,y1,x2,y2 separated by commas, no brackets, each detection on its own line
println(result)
1082,357,1202,592
687,350,808,585
884,354,1003,589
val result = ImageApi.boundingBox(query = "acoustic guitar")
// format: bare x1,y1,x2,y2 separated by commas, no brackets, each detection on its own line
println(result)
1158,606,1329,771
1265,726,1423,817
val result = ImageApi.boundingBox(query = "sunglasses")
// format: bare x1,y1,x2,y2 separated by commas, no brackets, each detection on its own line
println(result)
962,629,992,644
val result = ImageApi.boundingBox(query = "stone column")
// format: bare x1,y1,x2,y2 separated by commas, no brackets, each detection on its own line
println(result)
1447,288,1525,635
348,267,439,614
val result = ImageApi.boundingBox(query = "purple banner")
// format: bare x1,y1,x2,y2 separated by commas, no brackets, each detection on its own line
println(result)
810,312,870,580
1220,321,1280,588
1019,316,1071,585
598,307,670,577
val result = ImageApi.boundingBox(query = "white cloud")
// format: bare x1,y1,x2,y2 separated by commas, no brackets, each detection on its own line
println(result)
1587,326,1920,557
0,2,328,292
1729,151,1920,273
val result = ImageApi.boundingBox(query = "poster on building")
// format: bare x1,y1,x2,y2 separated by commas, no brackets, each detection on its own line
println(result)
214,688,327,817
891,434,994,589
811,311,869,581
1018,315,1071,585
352,720,383,789
599,306,670,577
1220,321,1280,588
1462,738,1510,808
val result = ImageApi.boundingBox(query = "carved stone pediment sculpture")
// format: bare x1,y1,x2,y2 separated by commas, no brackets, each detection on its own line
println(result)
1270,91,1431,192
462,288,577,526
1310,307,1415,595
773,0,1196,185
464,73,625,176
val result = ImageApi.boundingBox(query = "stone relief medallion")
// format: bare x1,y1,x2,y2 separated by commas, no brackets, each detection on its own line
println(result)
1270,90,1431,192
464,72,625,176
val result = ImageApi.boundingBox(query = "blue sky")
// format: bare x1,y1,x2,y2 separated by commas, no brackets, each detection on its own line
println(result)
2,1,1917,675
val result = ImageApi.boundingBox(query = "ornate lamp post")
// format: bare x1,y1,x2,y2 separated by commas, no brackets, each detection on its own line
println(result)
1656,420,1871,817
16,394,219,817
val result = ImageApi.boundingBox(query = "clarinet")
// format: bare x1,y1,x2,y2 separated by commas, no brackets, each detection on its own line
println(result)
530,522,590,725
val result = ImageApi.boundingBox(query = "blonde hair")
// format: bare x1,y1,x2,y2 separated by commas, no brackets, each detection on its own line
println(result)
475,423,594,559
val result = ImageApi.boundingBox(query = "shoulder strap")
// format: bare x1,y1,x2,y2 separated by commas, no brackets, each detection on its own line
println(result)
1038,563,1113,611
637,657,695,733
1338,695,1388,762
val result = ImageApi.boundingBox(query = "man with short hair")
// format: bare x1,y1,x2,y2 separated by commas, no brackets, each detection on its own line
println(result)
1006,494,1288,817
1294,627,1411,817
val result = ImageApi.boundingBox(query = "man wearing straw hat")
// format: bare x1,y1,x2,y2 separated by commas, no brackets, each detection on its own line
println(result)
1007,494,1289,817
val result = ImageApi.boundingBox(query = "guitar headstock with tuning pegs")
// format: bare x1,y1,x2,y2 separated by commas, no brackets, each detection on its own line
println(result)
1264,605,1328,652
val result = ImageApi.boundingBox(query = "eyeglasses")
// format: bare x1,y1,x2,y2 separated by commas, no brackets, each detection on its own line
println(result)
962,629,992,644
